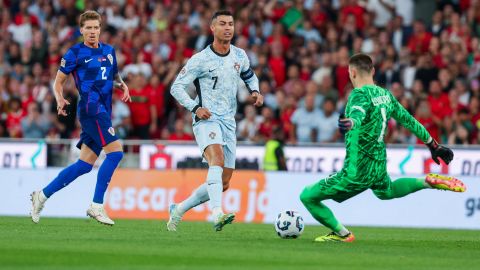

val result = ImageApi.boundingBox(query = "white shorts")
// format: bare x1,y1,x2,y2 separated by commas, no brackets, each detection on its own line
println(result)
193,119,237,169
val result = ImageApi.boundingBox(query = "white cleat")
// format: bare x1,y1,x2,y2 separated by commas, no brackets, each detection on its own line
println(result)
213,213,235,232
30,191,46,224
166,204,182,231
86,204,114,226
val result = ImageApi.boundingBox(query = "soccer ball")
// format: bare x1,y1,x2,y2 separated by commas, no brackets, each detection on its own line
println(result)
274,210,304,239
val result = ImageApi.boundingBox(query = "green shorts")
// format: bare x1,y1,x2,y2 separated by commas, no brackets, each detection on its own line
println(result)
302,157,392,203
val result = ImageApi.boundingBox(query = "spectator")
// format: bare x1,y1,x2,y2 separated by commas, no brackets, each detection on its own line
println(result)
168,119,193,141
128,73,157,139
415,98,441,143
237,105,260,142
111,93,131,140
21,102,49,138
260,80,277,110
290,94,321,143
375,58,401,89
314,98,340,143
334,46,350,98
6,97,25,138
258,106,280,142
294,20,321,44
430,11,445,36
298,80,323,109
367,0,395,28
408,20,432,54
268,41,286,86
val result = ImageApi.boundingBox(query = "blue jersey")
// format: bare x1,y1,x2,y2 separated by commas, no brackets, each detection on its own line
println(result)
59,42,118,118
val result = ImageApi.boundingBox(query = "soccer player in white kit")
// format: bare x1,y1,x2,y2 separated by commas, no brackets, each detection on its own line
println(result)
168,10,263,232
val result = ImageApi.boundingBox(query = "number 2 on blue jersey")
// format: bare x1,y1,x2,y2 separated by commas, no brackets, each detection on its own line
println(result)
101,67,107,80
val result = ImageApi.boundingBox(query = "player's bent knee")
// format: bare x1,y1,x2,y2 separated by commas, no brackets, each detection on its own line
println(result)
209,158,224,167
299,189,311,205
104,140,123,153
76,160,93,175
106,151,124,163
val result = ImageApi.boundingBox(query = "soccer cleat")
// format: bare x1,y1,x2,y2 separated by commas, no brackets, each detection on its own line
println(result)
213,213,235,232
86,204,114,226
30,191,46,224
314,232,355,242
425,173,466,192
166,204,183,232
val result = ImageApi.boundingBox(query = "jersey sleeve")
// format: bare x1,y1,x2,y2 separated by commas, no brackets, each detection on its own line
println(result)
239,50,259,93
170,56,202,112
390,93,431,143
59,49,77,75
112,49,118,76
345,89,369,129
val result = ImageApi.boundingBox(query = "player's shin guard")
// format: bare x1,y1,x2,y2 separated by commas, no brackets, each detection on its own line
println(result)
206,166,223,214
93,151,123,204
43,160,93,198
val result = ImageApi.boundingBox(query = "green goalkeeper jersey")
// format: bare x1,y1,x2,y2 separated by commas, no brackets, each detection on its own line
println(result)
344,84,431,162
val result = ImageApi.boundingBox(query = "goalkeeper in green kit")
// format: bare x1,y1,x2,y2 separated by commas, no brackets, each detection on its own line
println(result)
300,54,466,242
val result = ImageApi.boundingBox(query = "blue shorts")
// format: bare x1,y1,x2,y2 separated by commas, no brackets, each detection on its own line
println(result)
193,119,236,169
76,112,118,156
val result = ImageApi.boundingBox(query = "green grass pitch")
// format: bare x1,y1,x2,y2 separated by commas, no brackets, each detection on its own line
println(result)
0,217,479,270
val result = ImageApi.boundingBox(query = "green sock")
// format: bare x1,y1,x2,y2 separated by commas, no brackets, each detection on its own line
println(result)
303,200,344,232
379,177,427,199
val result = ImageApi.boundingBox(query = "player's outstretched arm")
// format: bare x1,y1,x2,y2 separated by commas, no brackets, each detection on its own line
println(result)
53,71,70,116
390,93,453,164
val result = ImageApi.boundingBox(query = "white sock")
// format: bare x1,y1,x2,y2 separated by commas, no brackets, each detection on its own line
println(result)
39,190,47,202
206,166,223,211
336,225,350,237
91,202,103,208
177,183,209,215
212,207,223,218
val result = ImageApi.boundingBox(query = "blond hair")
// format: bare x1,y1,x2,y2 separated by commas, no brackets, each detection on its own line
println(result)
79,10,101,27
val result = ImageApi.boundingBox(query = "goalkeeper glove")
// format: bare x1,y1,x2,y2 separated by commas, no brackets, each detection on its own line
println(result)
338,113,353,134
426,138,454,165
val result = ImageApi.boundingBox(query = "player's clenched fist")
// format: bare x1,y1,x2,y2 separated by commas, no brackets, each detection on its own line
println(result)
195,107,212,120
251,91,264,107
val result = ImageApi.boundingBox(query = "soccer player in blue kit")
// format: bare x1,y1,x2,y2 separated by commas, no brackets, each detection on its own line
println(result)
167,10,264,232
30,11,131,226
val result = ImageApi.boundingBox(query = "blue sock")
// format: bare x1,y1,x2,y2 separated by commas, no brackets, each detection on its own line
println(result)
93,151,123,204
43,160,93,198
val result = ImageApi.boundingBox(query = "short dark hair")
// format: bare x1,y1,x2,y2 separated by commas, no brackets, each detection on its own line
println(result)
323,97,336,106
349,53,374,74
211,10,233,22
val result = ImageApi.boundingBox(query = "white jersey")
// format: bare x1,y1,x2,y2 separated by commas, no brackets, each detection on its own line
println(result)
170,44,259,123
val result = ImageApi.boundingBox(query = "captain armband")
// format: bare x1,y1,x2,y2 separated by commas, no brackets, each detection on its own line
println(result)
240,67,254,81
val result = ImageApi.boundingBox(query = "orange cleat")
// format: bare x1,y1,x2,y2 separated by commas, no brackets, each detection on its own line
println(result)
425,173,466,192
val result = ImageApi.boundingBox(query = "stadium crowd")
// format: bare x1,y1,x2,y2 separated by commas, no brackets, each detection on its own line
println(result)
1,0,480,145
